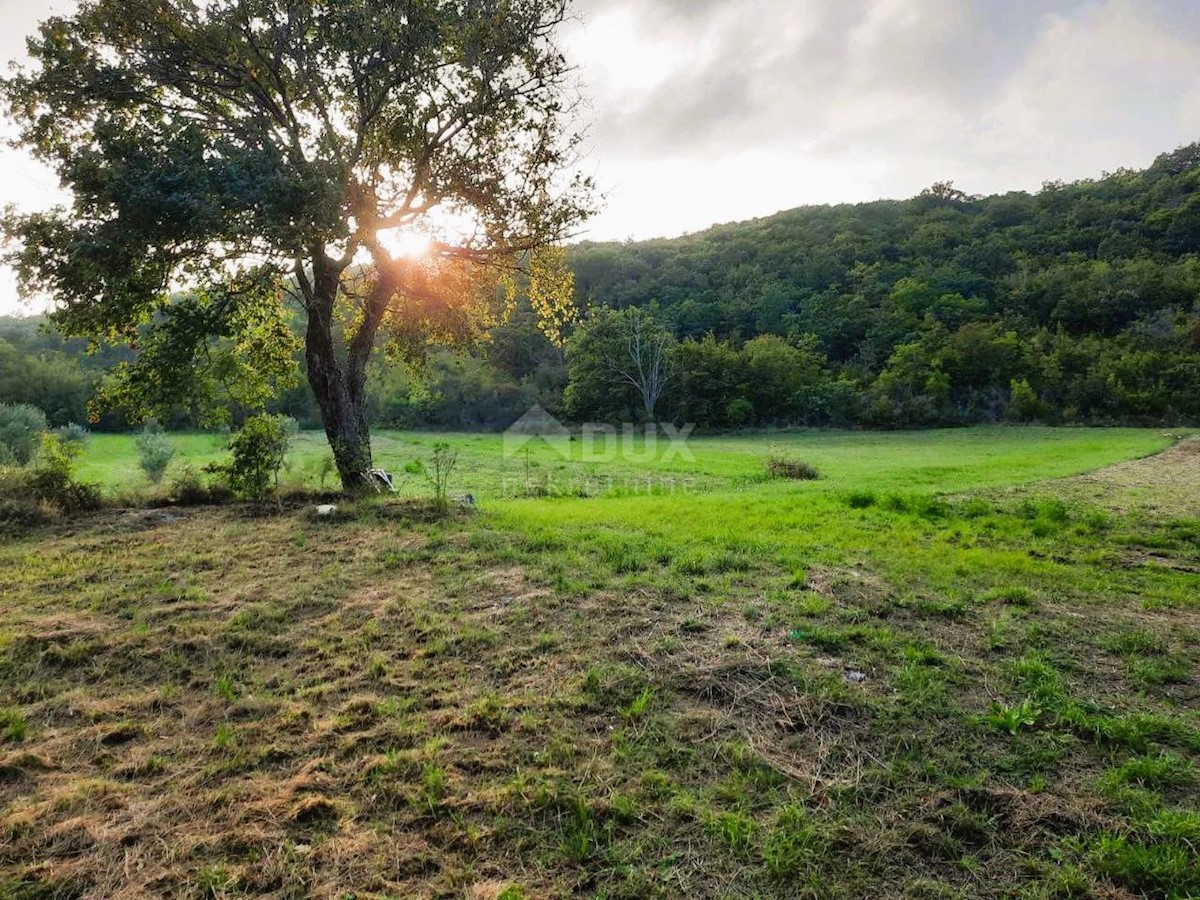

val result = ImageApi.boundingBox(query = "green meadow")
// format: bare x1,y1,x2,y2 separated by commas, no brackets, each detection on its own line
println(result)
3,426,1200,898
76,424,1175,496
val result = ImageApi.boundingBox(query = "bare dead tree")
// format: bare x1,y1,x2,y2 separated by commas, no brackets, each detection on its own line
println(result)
603,310,672,421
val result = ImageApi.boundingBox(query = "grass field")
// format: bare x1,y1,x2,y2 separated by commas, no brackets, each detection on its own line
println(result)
3,427,1200,898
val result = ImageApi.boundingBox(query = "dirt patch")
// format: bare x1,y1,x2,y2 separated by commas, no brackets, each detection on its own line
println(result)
806,565,895,608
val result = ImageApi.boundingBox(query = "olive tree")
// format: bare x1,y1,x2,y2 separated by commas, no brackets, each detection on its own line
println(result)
3,0,591,490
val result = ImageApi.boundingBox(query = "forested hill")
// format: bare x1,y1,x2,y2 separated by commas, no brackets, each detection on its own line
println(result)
562,144,1200,426
572,144,1200,348
5,145,1200,432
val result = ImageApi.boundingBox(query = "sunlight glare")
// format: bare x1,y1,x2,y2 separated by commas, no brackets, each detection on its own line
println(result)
377,227,433,260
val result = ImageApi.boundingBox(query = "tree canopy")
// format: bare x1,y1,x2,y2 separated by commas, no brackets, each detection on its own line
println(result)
3,0,591,487
563,147,1200,428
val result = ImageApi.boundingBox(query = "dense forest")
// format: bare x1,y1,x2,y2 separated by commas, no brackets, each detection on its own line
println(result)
5,143,1200,430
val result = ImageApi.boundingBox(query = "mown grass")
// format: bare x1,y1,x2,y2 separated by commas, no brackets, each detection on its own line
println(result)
1,427,1198,897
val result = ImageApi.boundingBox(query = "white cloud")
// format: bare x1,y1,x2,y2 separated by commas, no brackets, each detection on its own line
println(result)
978,0,1200,178
3,0,1200,311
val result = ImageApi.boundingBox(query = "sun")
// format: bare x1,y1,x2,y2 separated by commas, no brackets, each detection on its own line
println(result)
376,227,433,260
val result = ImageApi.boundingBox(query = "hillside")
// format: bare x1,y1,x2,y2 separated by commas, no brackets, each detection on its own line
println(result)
5,147,1200,431
565,145,1200,426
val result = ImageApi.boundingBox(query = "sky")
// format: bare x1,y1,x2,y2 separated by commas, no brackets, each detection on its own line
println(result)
3,0,1200,313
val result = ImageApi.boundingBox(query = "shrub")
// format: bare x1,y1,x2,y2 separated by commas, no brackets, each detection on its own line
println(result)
765,457,821,480
726,398,753,428
167,463,224,505
0,462,53,533
0,403,48,466
28,434,101,513
223,414,295,501
54,423,90,446
425,442,459,510
135,425,176,485
313,453,336,489
1009,378,1048,423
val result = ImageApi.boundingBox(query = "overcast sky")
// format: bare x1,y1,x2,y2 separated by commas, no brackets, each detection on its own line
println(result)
3,0,1200,313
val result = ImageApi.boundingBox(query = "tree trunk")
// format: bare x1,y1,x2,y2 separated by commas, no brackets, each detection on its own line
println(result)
304,275,374,493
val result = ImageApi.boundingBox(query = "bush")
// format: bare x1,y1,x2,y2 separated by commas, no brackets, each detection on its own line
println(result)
0,465,47,533
167,463,221,505
765,457,821,481
0,495,50,532
136,425,176,485
222,414,295,501
726,398,754,428
312,453,337,490
0,403,48,466
54,422,90,446
425,442,459,510
29,434,101,513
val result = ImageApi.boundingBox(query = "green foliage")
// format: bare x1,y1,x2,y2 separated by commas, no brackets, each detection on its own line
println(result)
564,306,675,422
168,464,212,505
2,0,591,486
619,686,654,722
213,723,235,751
0,324,93,426
763,804,826,878
1008,378,1047,422
54,423,90,446
0,403,47,466
568,148,1200,429
726,397,753,427
313,453,337,490
135,425,176,485
0,708,27,743
98,278,301,429
221,415,295,502
424,442,459,511
985,698,1042,736
27,434,101,513
1100,753,1194,791
1088,831,1200,895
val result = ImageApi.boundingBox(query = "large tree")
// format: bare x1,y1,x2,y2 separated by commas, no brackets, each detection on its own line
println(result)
2,0,591,489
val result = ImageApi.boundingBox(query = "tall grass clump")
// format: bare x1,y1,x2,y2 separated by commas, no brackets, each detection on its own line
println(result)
765,456,821,481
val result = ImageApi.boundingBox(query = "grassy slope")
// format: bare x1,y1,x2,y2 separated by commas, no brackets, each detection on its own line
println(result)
3,428,1199,898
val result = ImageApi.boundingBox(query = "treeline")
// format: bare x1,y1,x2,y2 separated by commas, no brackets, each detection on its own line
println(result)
0,317,124,427
565,144,1200,428
4,143,1200,430
0,310,565,433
